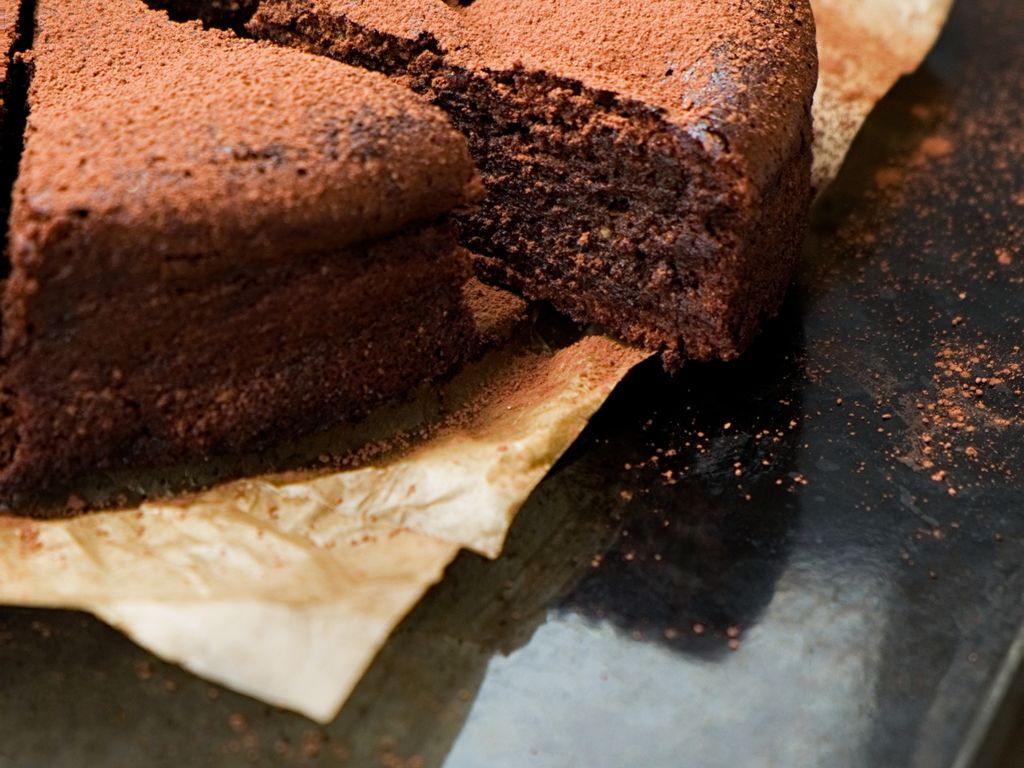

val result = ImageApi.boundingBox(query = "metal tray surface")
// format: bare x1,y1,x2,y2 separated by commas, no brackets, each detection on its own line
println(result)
1,0,1021,765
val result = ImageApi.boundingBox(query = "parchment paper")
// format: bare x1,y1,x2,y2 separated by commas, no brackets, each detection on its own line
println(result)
811,0,954,190
0,0,952,723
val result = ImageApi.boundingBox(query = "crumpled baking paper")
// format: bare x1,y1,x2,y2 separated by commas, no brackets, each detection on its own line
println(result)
0,0,952,723
811,0,954,190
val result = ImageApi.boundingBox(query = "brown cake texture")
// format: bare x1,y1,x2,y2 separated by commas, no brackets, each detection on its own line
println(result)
0,0,482,498
0,1,18,99
246,0,819,365
0,0,23,196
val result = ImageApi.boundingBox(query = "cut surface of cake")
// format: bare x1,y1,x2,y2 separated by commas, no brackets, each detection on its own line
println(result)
247,0,818,365
0,0,481,498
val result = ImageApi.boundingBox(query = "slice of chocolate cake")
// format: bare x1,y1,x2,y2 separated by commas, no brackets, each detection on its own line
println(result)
248,0,818,366
0,0,482,497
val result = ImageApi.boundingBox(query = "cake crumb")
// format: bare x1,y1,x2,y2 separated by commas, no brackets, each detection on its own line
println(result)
301,729,325,759
134,660,154,681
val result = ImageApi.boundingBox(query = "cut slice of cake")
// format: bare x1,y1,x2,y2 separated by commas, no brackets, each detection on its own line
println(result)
0,1,19,115
248,0,818,366
0,0,482,498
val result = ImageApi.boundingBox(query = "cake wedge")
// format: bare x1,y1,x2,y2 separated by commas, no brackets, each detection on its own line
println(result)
0,0,481,499
248,0,818,366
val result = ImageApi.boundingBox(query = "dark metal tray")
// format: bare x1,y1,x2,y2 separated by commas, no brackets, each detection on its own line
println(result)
1,0,1021,765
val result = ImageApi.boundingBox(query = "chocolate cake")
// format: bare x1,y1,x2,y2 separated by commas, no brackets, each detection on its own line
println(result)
0,0,482,496
247,0,819,365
